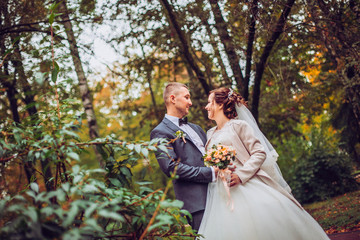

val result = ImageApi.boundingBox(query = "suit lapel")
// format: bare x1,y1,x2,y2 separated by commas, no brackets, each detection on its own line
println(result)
162,118,193,143
162,118,207,149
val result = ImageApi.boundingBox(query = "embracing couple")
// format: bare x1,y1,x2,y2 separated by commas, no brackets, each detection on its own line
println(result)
150,82,329,239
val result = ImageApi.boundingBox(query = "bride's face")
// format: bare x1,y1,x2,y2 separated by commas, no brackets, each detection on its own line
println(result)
205,93,222,120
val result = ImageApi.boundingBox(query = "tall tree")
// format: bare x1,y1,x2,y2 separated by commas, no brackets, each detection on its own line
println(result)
159,0,211,95
251,0,296,120
209,0,245,95
58,0,103,165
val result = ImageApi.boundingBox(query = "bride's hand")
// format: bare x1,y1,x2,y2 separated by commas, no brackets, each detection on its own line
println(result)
213,166,219,178
228,162,236,172
229,173,241,187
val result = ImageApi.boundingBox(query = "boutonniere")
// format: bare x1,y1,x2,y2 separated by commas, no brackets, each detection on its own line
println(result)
175,130,187,143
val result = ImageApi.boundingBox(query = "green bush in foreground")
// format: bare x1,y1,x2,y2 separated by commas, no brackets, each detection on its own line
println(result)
0,165,194,240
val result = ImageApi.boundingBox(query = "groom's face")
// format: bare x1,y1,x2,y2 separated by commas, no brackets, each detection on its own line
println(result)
172,87,192,117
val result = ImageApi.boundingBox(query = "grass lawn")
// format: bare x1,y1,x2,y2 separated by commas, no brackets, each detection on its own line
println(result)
304,190,360,234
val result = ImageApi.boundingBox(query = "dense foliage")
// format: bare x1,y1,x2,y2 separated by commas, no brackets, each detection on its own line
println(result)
0,113,195,239
0,166,193,239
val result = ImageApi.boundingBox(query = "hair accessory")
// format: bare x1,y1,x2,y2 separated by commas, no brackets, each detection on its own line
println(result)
228,88,233,98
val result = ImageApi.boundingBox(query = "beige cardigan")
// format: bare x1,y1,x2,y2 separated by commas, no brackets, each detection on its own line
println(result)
206,119,303,209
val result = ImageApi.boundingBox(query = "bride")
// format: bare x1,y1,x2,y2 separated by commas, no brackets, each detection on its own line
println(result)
198,87,329,240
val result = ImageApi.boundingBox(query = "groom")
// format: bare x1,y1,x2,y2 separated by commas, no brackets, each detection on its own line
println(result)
150,82,217,231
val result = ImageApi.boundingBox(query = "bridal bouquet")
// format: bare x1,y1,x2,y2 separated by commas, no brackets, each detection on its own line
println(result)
203,144,236,170
204,144,236,210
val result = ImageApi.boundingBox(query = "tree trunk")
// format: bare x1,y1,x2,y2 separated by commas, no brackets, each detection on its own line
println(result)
195,0,231,87
251,0,295,121
1,67,20,124
0,1,38,186
159,0,211,95
208,0,245,93
146,64,161,123
12,40,54,191
58,0,103,166
244,0,259,101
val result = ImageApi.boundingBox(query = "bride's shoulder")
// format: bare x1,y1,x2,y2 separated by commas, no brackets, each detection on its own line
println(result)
207,126,217,133
228,119,248,126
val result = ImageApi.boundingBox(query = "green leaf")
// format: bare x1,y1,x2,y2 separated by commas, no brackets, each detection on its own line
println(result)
148,146,157,151
0,197,10,214
139,186,154,195
141,148,149,157
41,206,54,217
73,175,82,184
12,195,26,201
98,210,125,222
84,219,103,232
120,167,132,179
34,72,46,85
158,145,168,153
135,144,141,154
72,165,80,174
62,129,79,139
148,214,173,232
7,204,25,213
160,199,183,209
26,190,37,199
180,209,192,218
51,61,59,82
49,12,55,25
67,152,80,161
62,182,70,192
0,145,3,157
84,203,98,218
24,207,38,222
13,131,22,144
108,178,122,187
135,181,153,185
83,185,98,193
0,139,12,151
47,189,66,202
63,205,79,227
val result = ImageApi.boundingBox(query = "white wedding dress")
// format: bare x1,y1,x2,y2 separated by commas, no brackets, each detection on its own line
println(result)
198,123,330,240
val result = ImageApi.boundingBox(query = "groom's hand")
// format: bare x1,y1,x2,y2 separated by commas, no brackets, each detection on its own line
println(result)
229,173,241,187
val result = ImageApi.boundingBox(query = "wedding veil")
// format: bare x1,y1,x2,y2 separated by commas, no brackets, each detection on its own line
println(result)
235,104,292,193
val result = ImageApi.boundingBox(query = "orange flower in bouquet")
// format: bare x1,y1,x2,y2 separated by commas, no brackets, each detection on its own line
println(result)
203,144,236,170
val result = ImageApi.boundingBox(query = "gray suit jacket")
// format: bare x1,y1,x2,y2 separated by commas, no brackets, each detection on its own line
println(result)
150,117,213,213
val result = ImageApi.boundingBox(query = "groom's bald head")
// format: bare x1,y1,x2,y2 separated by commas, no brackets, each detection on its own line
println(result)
163,82,188,106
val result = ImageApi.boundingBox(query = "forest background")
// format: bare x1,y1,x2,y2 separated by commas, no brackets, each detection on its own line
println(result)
0,0,359,239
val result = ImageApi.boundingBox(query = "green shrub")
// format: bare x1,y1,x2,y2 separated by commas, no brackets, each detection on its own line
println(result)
289,149,358,204
0,166,194,240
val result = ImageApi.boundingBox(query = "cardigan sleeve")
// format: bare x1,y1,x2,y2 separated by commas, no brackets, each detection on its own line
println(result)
231,120,267,184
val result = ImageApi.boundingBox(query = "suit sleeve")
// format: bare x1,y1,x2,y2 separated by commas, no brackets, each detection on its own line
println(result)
150,129,213,183
232,121,266,184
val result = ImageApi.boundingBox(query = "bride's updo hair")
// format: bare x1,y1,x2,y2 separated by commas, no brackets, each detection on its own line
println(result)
210,87,247,119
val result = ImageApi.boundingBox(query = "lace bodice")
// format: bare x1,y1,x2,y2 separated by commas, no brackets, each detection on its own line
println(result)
206,122,235,151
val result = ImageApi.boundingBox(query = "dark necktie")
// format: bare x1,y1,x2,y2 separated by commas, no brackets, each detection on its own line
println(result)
179,117,188,126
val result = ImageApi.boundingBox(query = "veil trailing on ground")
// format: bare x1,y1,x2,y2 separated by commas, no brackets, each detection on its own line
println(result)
235,104,292,193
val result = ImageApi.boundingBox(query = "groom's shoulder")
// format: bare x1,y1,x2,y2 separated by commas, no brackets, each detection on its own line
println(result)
150,119,171,138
